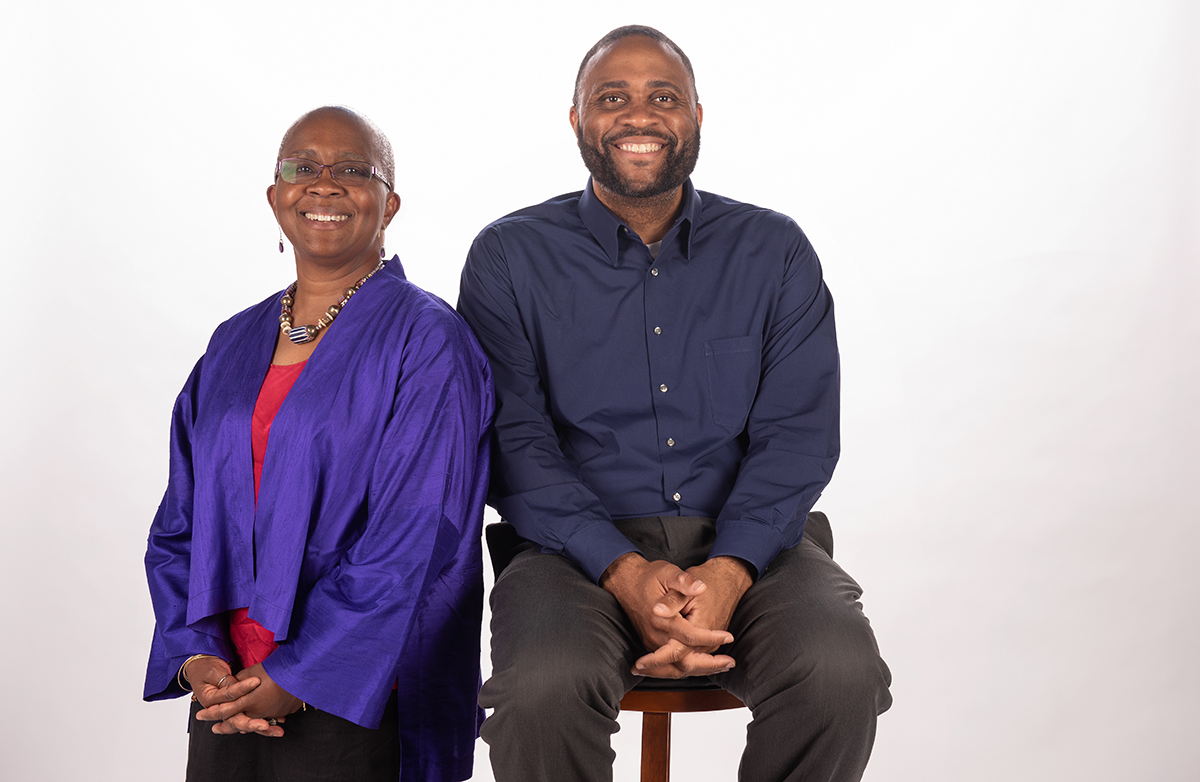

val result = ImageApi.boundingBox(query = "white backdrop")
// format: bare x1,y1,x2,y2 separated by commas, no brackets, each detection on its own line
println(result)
2,2,1197,780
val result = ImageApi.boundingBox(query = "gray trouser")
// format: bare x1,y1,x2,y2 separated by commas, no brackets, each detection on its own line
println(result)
479,514,893,782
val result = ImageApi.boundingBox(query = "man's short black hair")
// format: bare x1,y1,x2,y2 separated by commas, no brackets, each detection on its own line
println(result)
573,25,697,106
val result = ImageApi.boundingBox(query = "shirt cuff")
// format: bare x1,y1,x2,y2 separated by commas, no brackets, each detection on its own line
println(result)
562,522,641,583
709,520,788,581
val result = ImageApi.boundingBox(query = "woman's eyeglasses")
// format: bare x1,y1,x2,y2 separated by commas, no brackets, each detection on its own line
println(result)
276,158,392,191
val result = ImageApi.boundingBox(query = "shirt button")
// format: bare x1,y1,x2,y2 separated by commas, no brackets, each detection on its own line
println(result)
666,438,675,447
653,326,662,335
651,268,659,276
672,492,681,502
659,384,668,393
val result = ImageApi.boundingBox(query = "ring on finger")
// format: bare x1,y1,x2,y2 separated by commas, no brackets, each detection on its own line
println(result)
267,718,279,726
216,675,230,688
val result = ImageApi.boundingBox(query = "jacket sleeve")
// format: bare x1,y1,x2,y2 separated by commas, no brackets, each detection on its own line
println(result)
143,357,236,701
457,227,639,582
708,224,840,577
261,311,494,729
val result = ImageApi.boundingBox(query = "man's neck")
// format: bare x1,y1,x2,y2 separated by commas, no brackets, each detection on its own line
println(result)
592,182,684,245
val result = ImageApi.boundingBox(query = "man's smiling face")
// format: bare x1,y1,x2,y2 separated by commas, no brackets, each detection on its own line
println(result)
570,35,702,200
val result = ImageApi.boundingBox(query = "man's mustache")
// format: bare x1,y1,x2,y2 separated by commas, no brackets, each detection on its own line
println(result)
602,128,676,147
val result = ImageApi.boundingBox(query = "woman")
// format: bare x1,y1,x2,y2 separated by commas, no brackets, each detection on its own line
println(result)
143,106,493,782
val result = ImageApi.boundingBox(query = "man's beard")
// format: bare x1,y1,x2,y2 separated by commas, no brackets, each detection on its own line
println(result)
577,125,701,199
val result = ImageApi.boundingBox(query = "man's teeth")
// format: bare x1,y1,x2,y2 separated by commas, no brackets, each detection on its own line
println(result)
618,143,662,153
305,213,348,222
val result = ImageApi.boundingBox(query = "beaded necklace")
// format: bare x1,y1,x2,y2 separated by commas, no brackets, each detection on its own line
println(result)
279,258,386,345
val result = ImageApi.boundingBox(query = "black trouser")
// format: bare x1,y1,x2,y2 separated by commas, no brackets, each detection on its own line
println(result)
186,689,400,782
479,514,892,782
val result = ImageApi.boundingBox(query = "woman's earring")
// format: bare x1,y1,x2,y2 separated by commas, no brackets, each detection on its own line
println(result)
380,246,385,260
278,227,285,254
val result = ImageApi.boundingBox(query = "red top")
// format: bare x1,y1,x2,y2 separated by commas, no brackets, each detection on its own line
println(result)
229,360,306,669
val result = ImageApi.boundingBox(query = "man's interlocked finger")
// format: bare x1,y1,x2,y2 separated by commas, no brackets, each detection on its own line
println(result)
669,570,707,597
652,589,691,618
673,620,733,649
633,638,690,672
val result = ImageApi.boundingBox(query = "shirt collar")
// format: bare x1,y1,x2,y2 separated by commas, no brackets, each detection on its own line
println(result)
580,177,702,267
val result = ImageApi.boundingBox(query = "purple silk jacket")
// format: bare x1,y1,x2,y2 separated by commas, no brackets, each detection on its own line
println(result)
143,259,493,781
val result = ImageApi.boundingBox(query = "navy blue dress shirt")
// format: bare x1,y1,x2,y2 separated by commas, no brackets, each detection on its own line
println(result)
458,179,839,583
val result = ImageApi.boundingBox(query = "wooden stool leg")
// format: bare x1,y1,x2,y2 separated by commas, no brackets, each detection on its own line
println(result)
640,711,671,782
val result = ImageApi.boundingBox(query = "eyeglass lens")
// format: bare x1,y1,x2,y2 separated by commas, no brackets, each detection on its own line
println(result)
279,158,375,186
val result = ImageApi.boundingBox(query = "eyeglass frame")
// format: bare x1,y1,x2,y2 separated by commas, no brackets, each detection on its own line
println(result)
275,157,393,192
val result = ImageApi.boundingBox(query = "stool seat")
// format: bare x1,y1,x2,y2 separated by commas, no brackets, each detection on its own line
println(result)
620,681,745,782
620,683,744,712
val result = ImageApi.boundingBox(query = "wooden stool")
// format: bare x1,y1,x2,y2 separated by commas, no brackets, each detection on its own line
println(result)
620,682,745,782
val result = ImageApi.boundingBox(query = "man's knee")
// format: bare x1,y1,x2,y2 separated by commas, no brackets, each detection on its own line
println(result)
731,537,892,716
483,648,629,721
483,552,637,722
768,613,892,718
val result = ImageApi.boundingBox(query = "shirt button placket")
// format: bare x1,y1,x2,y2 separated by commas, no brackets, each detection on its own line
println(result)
646,261,677,506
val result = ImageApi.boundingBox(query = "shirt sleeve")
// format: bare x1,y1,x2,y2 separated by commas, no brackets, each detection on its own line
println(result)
261,313,493,730
457,227,640,582
708,224,840,578
143,357,237,701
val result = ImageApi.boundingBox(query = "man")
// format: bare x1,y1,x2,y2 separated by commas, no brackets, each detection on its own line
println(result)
458,26,891,782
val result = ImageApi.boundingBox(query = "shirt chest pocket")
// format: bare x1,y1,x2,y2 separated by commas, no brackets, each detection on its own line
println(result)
704,335,762,430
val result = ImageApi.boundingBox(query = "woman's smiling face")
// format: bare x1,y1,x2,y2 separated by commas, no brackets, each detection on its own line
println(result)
268,109,400,270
